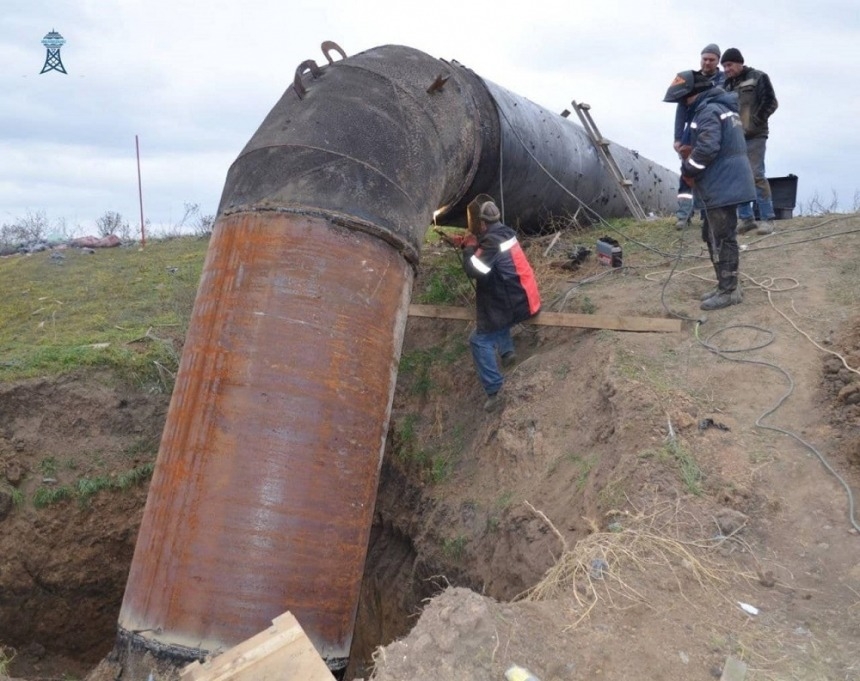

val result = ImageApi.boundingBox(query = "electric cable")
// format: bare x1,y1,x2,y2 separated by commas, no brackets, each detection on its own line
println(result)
490,101,860,533
695,319,860,533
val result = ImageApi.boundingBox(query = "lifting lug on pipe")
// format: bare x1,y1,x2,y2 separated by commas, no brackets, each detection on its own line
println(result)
293,59,323,100
426,74,449,94
320,40,347,64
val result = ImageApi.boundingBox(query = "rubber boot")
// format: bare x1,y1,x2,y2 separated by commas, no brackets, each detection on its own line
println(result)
738,217,757,234
701,288,743,310
700,266,742,310
700,261,721,301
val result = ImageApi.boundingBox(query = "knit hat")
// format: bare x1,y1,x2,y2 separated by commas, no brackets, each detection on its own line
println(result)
701,43,721,58
479,200,501,223
721,47,744,64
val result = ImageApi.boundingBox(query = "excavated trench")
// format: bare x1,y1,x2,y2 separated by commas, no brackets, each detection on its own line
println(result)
0,437,505,680
0,342,590,680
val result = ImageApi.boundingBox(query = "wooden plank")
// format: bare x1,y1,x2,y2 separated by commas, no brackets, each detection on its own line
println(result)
720,656,747,681
408,304,681,333
180,612,335,681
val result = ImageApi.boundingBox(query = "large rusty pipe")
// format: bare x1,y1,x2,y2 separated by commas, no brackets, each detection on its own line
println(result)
117,43,678,672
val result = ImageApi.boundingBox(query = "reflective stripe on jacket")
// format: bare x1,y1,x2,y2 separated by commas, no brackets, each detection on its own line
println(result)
681,88,756,209
463,222,541,333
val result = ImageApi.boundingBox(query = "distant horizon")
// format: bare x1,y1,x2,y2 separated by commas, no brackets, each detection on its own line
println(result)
3,2,858,227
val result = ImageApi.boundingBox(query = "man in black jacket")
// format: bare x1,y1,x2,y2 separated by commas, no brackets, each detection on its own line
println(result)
453,199,541,412
721,48,779,235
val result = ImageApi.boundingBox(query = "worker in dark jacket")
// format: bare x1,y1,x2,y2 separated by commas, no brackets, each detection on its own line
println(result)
673,43,725,230
721,48,779,235
452,199,541,412
664,70,755,310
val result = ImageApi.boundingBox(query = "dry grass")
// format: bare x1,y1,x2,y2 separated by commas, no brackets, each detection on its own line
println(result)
519,499,758,629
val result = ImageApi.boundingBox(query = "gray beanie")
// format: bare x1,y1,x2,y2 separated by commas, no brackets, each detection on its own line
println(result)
701,43,721,58
479,201,501,223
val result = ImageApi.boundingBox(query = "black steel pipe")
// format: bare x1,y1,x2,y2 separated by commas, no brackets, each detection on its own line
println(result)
117,42,677,674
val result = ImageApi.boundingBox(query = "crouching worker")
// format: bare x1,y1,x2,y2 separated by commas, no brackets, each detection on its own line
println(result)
663,70,755,310
450,198,541,412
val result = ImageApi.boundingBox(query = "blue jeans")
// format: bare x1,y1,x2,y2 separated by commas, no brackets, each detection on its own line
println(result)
469,327,514,396
738,137,775,221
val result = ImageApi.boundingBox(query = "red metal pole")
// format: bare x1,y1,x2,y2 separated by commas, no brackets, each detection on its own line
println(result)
135,134,145,247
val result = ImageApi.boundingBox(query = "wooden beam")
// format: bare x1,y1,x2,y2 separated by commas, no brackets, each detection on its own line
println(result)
180,612,335,681
408,304,681,333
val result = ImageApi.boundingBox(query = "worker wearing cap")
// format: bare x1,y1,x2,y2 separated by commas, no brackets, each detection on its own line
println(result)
673,44,725,230
663,70,755,310
453,199,541,412
721,47,779,235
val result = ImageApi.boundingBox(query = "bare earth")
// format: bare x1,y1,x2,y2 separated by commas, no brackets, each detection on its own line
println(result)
1,213,858,681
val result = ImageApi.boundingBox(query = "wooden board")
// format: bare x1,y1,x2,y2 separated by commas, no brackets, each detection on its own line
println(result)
180,612,335,681
408,304,681,333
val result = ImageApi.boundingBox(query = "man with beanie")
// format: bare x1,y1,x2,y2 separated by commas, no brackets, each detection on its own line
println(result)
673,44,725,230
452,198,541,412
721,47,779,235
663,70,755,310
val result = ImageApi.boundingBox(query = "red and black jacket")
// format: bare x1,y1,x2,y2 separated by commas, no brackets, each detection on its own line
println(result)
462,221,541,333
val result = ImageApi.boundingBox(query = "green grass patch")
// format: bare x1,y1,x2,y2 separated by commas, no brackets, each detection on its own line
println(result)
394,414,428,466
33,485,73,507
1,484,24,507
573,453,596,491
0,646,16,676
0,236,207,384
597,478,626,509
31,462,155,508
116,462,156,489
414,251,474,306
441,535,467,561
578,295,597,314
641,439,703,495
38,456,58,477
399,349,434,396
121,437,160,459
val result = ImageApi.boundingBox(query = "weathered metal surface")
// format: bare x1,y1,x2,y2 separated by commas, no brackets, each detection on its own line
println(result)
118,211,413,669
117,42,680,674
475,80,677,227
218,45,485,255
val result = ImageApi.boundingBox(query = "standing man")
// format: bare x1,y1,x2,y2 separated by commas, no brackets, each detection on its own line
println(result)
452,198,541,412
721,47,779,235
663,70,755,311
673,44,725,230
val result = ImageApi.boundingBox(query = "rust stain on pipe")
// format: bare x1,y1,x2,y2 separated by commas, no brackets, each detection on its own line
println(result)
117,42,681,673
118,211,412,667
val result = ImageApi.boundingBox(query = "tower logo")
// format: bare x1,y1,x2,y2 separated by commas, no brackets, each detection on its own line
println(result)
40,29,67,74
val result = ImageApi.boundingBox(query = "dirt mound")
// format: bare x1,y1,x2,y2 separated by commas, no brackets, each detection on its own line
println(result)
1,214,859,681
367,216,860,680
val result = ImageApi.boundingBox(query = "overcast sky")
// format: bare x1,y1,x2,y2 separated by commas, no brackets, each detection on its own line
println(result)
2,0,858,233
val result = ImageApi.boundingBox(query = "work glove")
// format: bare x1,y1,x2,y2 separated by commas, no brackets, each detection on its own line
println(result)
448,233,478,248
681,175,695,188
678,145,693,160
